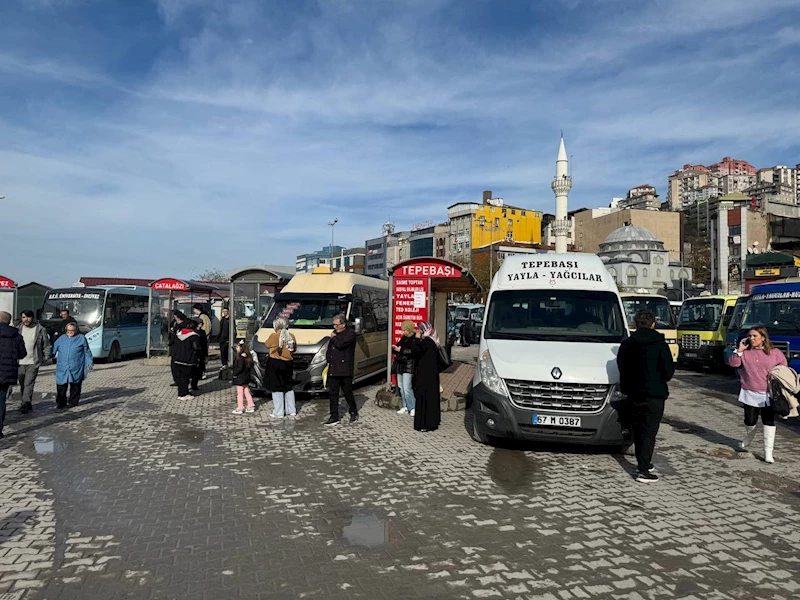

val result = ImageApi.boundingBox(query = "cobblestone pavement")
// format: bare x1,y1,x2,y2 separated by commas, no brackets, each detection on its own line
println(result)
1,352,800,600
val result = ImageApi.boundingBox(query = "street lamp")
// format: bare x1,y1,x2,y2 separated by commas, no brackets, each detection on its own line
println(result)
328,219,338,271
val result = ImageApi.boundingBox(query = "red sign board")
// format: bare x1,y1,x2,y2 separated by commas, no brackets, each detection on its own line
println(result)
151,278,189,291
0,276,15,289
393,262,461,279
392,277,429,342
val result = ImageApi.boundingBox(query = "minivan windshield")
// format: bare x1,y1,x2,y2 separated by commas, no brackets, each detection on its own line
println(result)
677,299,724,331
622,296,674,329
263,294,350,329
741,293,800,333
484,290,626,343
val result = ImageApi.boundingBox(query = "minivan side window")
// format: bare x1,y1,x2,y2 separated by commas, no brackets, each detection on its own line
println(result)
721,305,735,329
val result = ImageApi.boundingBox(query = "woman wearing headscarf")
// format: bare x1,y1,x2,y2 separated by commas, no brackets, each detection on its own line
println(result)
266,317,297,419
391,321,416,415
410,321,441,432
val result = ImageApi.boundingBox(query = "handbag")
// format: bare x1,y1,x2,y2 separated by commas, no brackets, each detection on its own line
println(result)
436,345,452,372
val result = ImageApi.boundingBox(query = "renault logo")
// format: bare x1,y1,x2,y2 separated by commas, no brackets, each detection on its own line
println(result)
551,367,562,380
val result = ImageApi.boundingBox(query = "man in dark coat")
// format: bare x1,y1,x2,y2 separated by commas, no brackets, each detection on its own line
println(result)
325,314,358,425
0,311,27,438
219,307,230,368
191,321,208,392
617,309,675,484
60,309,79,335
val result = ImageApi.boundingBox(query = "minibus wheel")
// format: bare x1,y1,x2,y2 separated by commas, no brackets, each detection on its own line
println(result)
108,341,121,363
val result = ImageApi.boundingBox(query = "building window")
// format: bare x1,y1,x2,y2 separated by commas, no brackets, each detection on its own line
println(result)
680,269,689,280
626,266,637,286
506,231,513,242
521,211,526,216
507,218,513,227
608,267,617,281
494,218,500,227
670,269,675,280
643,268,648,278
511,210,516,215
656,269,661,280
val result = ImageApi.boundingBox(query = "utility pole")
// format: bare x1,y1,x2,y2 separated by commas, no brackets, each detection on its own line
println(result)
328,219,338,270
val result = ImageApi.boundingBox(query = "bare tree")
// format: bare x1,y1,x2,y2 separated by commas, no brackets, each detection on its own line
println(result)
195,269,229,282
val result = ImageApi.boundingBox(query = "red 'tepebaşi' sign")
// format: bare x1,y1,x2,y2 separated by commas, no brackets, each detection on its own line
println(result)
0,276,16,289
392,277,429,342
151,278,189,292
393,262,461,279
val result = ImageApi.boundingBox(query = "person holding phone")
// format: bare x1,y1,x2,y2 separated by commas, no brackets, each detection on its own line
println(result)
728,326,787,463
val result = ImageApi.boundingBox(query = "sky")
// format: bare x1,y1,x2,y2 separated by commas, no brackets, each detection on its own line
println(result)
1,0,799,287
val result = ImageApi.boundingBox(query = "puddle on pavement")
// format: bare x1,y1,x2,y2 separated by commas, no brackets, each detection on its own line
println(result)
487,448,538,494
342,513,390,549
33,435,68,455
705,447,738,459
175,429,205,444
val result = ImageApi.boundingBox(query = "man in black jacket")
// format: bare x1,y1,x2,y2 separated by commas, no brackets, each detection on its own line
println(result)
0,311,27,439
617,309,675,483
219,307,230,369
325,314,359,425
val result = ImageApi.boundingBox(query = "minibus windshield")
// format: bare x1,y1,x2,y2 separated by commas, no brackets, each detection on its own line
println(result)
264,295,350,329
485,290,626,343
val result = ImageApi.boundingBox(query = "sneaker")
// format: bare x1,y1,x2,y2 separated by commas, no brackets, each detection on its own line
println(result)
201,373,208,380
397,407,408,414
349,413,359,423
646,465,657,474
178,395,193,401
20,403,32,414
269,413,283,420
410,409,415,416
232,408,244,415
635,471,659,483
324,416,339,426
55,404,68,411
245,407,255,414
169,383,178,387
286,413,297,419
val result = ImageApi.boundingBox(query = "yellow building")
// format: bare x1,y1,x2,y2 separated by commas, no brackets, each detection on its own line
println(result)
447,191,542,264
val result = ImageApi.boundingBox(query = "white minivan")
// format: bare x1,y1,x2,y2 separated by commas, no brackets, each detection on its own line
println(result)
472,253,630,447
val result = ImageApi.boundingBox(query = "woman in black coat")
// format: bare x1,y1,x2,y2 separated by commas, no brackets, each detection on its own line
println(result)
411,322,441,432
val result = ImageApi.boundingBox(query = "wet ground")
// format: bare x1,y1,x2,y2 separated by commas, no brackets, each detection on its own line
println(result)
1,351,799,599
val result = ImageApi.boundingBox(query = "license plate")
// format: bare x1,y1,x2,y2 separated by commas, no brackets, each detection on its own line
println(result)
685,352,698,358
532,415,581,427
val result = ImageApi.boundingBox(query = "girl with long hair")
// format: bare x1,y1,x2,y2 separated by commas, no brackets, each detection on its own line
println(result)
728,325,786,463
231,339,256,414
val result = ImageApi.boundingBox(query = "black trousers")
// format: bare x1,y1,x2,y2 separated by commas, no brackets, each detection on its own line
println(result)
630,397,665,473
744,404,775,426
56,382,83,407
328,376,357,418
0,383,8,432
220,341,229,367
173,364,193,397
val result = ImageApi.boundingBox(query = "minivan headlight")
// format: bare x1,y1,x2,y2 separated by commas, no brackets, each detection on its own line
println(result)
479,349,509,397
609,384,626,403
310,340,329,366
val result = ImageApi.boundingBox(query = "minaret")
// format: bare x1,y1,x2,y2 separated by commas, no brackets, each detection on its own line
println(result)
551,134,572,254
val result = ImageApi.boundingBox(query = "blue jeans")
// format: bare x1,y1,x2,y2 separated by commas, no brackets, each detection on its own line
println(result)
398,373,415,411
272,390,297,417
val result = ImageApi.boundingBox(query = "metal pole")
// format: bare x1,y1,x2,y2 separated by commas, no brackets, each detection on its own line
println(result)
146,288,153,358
386,274,395,390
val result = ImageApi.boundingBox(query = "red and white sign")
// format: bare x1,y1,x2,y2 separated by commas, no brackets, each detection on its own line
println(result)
151,278,189,291
392,277,429,341
393,262,461,279
0,276,15,289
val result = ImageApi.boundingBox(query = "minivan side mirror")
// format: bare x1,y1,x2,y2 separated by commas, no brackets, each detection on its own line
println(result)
354,317,364,335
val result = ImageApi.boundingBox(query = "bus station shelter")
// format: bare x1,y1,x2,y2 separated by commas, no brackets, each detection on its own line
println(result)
228,265,295,362
385,258,481,386
0,275,17,318
146,278,228,358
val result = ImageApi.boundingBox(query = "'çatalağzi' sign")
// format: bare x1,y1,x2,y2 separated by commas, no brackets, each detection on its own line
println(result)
152,278,190,291
505,259,604,283
394,263,461,278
